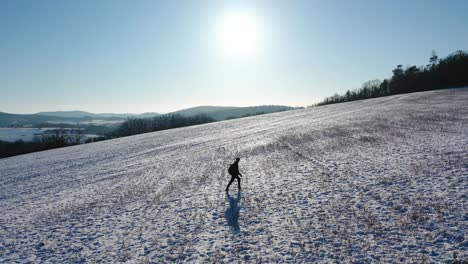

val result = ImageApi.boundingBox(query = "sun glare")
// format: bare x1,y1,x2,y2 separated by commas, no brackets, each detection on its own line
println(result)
216,11,260,58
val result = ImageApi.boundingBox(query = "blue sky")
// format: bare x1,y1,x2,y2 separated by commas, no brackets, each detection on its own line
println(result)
1,0,467,114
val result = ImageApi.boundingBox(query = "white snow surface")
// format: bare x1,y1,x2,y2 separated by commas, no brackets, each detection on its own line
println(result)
0,89,467,263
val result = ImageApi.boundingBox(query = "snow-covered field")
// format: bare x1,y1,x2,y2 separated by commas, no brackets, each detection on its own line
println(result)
0,89,467,263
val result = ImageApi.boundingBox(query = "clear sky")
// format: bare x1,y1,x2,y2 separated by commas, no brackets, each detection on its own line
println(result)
1,0,467,114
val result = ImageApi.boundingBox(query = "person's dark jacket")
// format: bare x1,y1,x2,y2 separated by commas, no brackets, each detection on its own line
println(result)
229,162,242,176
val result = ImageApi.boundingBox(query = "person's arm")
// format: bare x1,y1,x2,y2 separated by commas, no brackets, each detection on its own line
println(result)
239,172,243,177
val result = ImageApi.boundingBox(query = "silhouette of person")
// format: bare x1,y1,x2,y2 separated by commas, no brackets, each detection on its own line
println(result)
225,191,241,234
226,158,243,192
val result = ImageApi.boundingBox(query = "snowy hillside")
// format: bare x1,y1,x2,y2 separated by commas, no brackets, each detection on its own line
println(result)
1,89,467,262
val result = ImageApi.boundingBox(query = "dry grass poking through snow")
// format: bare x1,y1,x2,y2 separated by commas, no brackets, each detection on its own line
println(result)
0,89,467,262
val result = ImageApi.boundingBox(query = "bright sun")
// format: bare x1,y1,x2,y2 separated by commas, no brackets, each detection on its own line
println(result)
216,11,260,58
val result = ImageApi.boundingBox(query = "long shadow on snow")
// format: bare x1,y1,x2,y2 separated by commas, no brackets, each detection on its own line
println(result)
225,191,241,235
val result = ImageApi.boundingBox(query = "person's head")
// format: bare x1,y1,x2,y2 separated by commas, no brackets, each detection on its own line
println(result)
235,157,240,162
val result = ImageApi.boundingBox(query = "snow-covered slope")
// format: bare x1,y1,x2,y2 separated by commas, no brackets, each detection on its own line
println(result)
1,89,467,263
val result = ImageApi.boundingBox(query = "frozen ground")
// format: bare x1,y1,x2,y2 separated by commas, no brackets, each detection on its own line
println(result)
0,89,467,263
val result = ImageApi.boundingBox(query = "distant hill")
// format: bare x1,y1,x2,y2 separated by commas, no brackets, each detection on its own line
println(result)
0,105,296,127
37,111,160,119
0,112,83,127
37,111,99,118
171,106,238,117
136,112,161,119
171,105,297,121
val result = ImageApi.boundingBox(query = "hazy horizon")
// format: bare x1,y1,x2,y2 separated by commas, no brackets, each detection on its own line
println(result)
2,0,467,114
1,103,300,116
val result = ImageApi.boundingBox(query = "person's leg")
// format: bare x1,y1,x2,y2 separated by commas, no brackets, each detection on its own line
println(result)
236,176,241,190
226,176,235,191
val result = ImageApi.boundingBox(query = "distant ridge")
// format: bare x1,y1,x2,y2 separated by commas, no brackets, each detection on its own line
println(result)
171,105,298,121
37,111,160,119
0,112,83,127
1,105,297,127
171,106,236,116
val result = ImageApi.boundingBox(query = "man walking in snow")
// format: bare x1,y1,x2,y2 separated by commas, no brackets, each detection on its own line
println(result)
226,158,243,192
